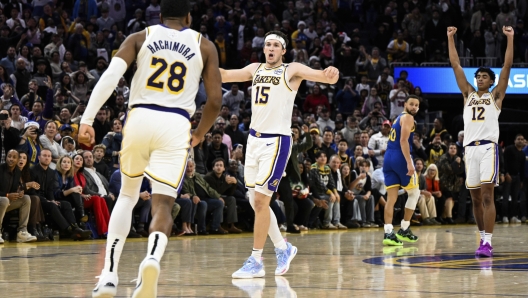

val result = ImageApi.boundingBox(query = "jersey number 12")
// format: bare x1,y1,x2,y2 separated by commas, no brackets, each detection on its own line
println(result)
471,106,485,121
146,57,187,94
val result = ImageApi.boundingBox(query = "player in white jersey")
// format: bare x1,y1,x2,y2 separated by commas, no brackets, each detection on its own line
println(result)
79,1,222,297
448,25,514,258
219,31,339,279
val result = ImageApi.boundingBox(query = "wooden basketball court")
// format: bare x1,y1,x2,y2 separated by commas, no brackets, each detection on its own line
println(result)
1,224,526,297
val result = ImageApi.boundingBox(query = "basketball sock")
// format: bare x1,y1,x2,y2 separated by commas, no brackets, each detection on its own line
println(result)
251,248,263,262
479,230,485,241
484,233,492,246
401,220,410,231
384,224,393,234
146,232,168,263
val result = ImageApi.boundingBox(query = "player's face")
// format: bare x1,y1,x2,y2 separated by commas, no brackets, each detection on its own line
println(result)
264,39,285,65
404,98,420,116
475,72,494,90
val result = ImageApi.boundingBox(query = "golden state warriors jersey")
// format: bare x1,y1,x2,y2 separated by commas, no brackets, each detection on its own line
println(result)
250,63,297,135
129,25,203,116
463,91,500,146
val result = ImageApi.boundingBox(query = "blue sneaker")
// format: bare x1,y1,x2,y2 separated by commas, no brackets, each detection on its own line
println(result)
232,256,265,279
275,242,297,276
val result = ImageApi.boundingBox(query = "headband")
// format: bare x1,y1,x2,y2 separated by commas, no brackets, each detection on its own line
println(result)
265,34,286,49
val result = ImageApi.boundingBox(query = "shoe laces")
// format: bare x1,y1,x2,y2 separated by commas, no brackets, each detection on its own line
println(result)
240,257,259,271
275,246,289,266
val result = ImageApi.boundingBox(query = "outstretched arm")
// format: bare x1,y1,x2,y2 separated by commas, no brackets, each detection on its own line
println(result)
219,64,259,83
447,27,474,99
493,26,514,108
288,63,339,86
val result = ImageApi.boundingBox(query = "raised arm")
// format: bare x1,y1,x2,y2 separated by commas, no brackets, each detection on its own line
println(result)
492,26,514,108
288,63,339,87
219,63,258,83
447,27,474,99
400,114,415,176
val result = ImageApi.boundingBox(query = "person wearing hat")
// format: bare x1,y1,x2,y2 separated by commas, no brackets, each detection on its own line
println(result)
291,20,307,49
17,121,42,165
59,123,74,138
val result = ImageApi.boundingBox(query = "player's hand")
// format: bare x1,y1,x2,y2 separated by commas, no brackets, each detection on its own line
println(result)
503,25,514,37
406,162,415,176
447,26,457,37
191,132,203,147
323,66,339,83
78,124,95,145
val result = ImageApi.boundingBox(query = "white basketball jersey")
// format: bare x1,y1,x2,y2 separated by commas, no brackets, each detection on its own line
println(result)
463,91,500,146
250,63,297,135
129,25,203,116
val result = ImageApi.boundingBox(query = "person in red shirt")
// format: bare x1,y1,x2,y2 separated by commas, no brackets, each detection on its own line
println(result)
303,84,330,113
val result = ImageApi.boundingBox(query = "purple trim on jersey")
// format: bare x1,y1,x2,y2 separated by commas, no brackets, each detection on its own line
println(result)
132,104,190,121
492,143,499,185
159,24,188,31
256,135,292,192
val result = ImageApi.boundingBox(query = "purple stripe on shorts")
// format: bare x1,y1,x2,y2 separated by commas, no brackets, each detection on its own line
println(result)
492,143,499,184
257,135,292,192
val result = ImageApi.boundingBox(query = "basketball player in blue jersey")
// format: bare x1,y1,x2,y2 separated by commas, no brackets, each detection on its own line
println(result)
79,1,223,297
382,95,421,246
219,31,339,278
448,25,514,257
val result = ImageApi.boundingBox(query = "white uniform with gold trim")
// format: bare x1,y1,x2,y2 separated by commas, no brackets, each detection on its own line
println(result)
121,25,203,194
463,91,501,189
245,63,296,195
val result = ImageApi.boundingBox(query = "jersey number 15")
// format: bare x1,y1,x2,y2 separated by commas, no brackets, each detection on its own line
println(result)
146,57,187,94
254,86,270,105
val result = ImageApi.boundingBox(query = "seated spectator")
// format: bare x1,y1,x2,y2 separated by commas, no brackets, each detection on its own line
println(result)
387,30,409,62
375,71,393,106
437,143,464,225
316,107,335,132
71,154,111,237
424,163,445,224
307,127,335,162
339,162,361,228
181,160,226,235
327,155,348,229
358,131,379,172
206,130,229,171
102,118,123,173
350,160,376,227
501,134,526,224
371,166,387,226
368,120,391,168
424,117,448,145
9,103,28,131
70,66,95,102
56,108,79,140
411,132,427,161
362,87,385,117
388,79,409,120
31,149,91,240
355,75,370,93
303,84,330,114
359,110,387,134
204,158,241,234
309,152,340,229
425,134,447,166
80,150,116,213
17,121,43,166
214,116,233,153
39,121,68,170
93,108,112,145
336,139,353,167
92,144,112,180
225,114,246,149
222,84,244,117
193,135,208,175
0,150,37,243
415,158,441,225
55,155,87,223
341,115,360,148
61,136,77,157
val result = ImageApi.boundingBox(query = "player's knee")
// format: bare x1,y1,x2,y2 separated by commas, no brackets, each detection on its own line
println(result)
120,176,144,198
151,180,177,198
405,187,420,210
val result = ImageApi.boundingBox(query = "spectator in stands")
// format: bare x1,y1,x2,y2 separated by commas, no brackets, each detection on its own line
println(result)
387,30,409,62
39,121,67,170
204,158,241,234
415,158,441,225
79,151,115,212
309,151,339,229
55,155,87,224
18,121,43,166
225,114,246,149
484,22,500,59
115,77,130,100
471,2,486,33
369,120,390,168
401,7,424,41
425,117,448,145
20,80,43,112
424,163,445,224
339,161,362,228
308,127,335,162
411,132,428,161
145,0,161,26
71,66,95,102
336,139,353,167
0,109,20,162
102,118,123,172
316,107,335,132
364,47,387,82
424,10,447,55
388,79,409,120
303,84,330,114
92,144,111,179
437,143,464,225
181,160,226,235
0,46,17,75
359,109,386,134
31,149,91,240
425,134,447,166
335,79,359,118
193,135,208,175
93,108,111,145
127,9,147,34
206,130,229,171
341,115,360,148
68,24,89,62
410,35,427,65
0,149,37,243
358,131,378,172
470,29,486,59
362,87,385,116
350,159,376,227
222,84,244,117
375,71,393,108
502,134,526,224
9,103,27,131
328,155,348,229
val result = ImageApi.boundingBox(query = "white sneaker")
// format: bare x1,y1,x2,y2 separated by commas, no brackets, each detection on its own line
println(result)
335,222,348,229
511,216,522,223
92,270,118,298
279,224,287,232
502,216,509,224
0,235,4,244
132,258,160,298
322,223,338,229
17,231,37,243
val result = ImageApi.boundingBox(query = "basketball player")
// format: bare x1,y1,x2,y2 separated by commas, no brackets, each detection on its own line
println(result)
219,31,339,278
448,26,514,257
382,95,421,246
79,1,222,297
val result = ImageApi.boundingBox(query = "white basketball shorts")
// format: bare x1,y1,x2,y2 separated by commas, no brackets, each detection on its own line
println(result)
464,142,499,189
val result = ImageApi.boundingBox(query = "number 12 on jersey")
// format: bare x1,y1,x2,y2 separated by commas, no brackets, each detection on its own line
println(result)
471,106,485,121
146,57,187,94
254,86,270,105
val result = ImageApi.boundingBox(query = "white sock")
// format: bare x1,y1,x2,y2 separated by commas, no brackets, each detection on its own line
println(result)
484,233,492,246
401,220,410,231
248,189,285,248
251,248,263,262
479,230,485,241
274,238,287,250
384,224,393,234
147,232,168,262
103,234,126,274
